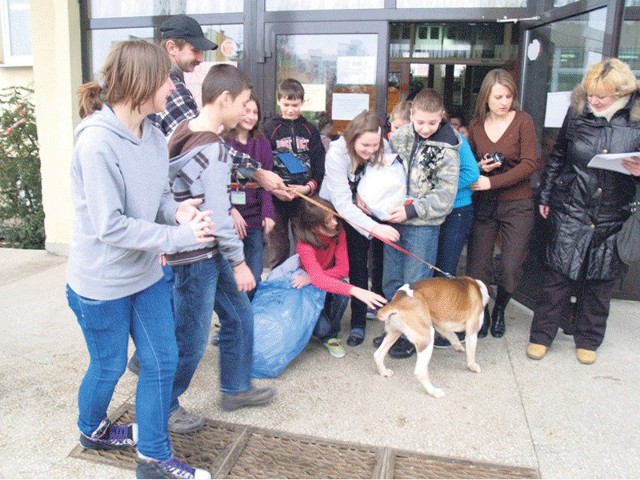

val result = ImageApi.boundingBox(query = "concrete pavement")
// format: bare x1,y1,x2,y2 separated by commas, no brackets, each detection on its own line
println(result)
0,248,638,478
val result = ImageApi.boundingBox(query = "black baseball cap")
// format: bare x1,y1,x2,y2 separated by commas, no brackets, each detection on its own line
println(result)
160,15,217,51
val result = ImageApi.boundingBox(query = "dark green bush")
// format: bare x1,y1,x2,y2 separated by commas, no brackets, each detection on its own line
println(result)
0,86,45,249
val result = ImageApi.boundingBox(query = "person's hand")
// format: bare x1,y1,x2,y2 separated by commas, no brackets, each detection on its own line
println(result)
233,261,256,292
253,169,287,192
176,198,204,224
622,156,640,177
189,209,216,243
350,287,387,310
263,217,275,235
371,224,400,242
159,254,167,266
291,273,311,288
272,188,296,201
478,154,503,174
539,204,550,219
470,176,491,191
386,206,408,224
355,194,372,216
230,207,247,239
291,184,312,195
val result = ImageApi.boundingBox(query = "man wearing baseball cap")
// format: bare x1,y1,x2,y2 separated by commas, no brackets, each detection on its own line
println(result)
150,15,217,136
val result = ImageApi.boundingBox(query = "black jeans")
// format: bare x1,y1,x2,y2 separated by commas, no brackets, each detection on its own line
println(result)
343,221,370,332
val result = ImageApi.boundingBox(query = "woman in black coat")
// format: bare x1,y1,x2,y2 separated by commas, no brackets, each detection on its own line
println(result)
527,59,640,365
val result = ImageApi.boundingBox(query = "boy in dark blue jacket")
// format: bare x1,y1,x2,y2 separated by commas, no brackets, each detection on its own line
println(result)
263,79,325,268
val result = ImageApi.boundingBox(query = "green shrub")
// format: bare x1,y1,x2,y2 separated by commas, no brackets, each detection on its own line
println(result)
0,86,45,249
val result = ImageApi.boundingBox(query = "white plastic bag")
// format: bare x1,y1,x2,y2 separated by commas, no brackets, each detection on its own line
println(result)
357,154,407,221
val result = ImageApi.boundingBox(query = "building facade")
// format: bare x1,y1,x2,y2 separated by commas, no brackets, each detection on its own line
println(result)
3,0,638,300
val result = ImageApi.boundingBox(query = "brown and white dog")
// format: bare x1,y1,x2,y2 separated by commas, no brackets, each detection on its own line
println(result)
374,276,490,398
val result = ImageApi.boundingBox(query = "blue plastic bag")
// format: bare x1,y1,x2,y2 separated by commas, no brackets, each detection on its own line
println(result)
251,276,326,379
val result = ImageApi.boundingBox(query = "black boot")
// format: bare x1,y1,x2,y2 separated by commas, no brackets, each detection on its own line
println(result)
491,285,511,338
478,305,490,338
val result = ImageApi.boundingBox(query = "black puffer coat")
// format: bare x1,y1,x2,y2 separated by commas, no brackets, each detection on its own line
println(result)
539,85,640,281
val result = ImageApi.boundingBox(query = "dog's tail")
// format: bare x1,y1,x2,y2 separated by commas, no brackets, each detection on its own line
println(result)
474,279,490,307
376,288,417,322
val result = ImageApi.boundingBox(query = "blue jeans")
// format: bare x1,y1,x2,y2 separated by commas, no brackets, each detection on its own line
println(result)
172,254,254,407
243,228,264,296
67,280,177,461
161,264,175,312
435,204,474,277
314,292,349,341
383,224,440,299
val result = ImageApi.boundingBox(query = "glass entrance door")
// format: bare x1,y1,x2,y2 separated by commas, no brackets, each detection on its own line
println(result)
261,22,388,136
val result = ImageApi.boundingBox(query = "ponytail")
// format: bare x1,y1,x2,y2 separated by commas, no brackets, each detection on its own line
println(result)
77,81,103,119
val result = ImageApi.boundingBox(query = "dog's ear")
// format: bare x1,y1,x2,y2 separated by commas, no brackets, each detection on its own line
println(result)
392,289,409,301
376,305,398,321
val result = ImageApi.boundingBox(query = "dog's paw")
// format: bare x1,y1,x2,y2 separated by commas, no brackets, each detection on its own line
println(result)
467,362,481,373
380,368,395,378
453,344,465,353
428,388,445,398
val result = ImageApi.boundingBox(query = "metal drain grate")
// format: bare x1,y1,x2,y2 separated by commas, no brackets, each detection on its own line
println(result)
69,403,538,479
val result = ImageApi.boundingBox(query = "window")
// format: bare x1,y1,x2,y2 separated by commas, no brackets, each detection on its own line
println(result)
267,0,383,10
0,0,32,66
89,0,242,18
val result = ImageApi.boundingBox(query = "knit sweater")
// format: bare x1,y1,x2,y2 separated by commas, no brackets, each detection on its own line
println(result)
467,110,538,202
167,121,262,266
227,135,276,229
296,229,352,297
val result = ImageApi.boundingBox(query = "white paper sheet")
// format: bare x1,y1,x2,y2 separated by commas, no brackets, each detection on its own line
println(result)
544,91,571,128
336,56,376,85
331,93,370,120
301,84,326,112
587,152,640,175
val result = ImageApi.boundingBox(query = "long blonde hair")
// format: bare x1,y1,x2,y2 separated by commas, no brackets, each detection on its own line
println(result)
77,40,171,119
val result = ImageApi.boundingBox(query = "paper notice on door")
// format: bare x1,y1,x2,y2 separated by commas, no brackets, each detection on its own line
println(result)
331,93,370,120
336,56,376,85
301,84,326,112
544,91,571,128
587,152,640,175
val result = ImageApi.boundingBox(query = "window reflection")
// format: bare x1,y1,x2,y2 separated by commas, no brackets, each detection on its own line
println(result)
390,22,516,61
620,20,640,76
396,0,525,7
266,0,382,11
89,25,243,81
89,0,242,18
276,34,377,132
525,8,607,170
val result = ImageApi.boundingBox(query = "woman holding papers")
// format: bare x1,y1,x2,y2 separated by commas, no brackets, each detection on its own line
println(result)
527,59,640,365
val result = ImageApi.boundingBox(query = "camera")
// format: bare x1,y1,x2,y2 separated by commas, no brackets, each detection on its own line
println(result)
487,152,505,165
486,152,509,175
